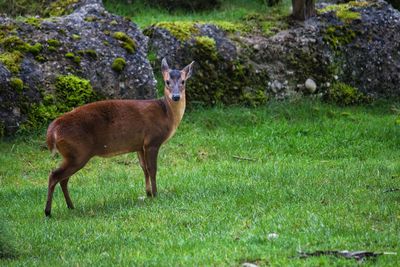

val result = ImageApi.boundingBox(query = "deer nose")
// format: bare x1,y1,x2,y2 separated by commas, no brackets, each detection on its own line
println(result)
172,94,180,101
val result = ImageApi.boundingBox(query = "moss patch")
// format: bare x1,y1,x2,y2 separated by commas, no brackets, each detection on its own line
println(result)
22,17,42,28
146,15,287,41
65,52,81,64
21,75,98,131
72,34,81,40
35,55,46,62
73,56,81,64
0,51,23,73
55,75,96,110
47,39,61,47
323,25,357,50
65,52,74,59
84,16,98,22
1,35,26,51
318,1,370,23
0,24,16,40
112,32,137,54
44,0,79,17
241,12,288,36
77,49,97,59
26,43,42,55
0,35,42,57
212,21,244,33
193,36,218,60
10,77,24,92
325,82,370,105
151,22,199,42
112,57,126,72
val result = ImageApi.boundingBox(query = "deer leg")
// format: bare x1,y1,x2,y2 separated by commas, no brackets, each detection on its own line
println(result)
144,146,159,197
45,158,88,217
60,178,74,209
137,150,151,197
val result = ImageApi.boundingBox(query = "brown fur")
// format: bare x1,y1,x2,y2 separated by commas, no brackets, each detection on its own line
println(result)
44,59,193,216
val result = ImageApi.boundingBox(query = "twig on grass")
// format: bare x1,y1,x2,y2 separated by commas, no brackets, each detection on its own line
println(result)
297,250,397,262
383,188,400,193
233,155,257,162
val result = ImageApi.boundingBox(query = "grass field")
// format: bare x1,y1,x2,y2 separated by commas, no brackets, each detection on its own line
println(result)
103,0,291,28
1,100,399,266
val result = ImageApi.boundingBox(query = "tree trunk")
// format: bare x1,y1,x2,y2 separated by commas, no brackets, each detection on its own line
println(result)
292,0,316,21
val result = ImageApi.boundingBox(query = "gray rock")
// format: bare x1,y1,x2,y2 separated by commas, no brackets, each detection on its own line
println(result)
305,78,317,93
0,0,156,136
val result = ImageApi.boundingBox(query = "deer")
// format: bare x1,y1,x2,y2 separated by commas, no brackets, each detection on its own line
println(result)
44,58,194,217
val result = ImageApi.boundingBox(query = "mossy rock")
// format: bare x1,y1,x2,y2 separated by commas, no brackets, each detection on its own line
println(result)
112,57,126,72
186,59,268,106
147,22,269,106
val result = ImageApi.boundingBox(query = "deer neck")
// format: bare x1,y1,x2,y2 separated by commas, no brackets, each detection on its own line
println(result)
164,92,186,131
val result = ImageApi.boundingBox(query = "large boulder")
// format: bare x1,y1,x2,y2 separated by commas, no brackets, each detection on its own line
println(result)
327,0,400,98
0,0,156,136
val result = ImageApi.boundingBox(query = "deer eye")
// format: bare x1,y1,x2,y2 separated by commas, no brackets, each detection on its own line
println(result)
166,80,170,86
181,80,185,85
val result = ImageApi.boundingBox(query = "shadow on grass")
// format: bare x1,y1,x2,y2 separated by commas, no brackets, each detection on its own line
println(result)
53,189,181,220
0,221,18,260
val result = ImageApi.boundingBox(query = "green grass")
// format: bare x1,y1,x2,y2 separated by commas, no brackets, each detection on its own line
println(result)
1,100,400,265
103,0,291,28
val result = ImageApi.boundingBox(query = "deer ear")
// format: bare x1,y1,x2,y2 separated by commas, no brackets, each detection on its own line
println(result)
161,58,169,77
182,61,194,80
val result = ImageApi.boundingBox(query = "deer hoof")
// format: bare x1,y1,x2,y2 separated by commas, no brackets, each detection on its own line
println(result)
44,209,51,217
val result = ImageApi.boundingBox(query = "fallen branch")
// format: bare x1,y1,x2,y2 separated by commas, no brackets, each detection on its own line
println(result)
298,250,397,262
233,155,257,162
383,188,400,193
